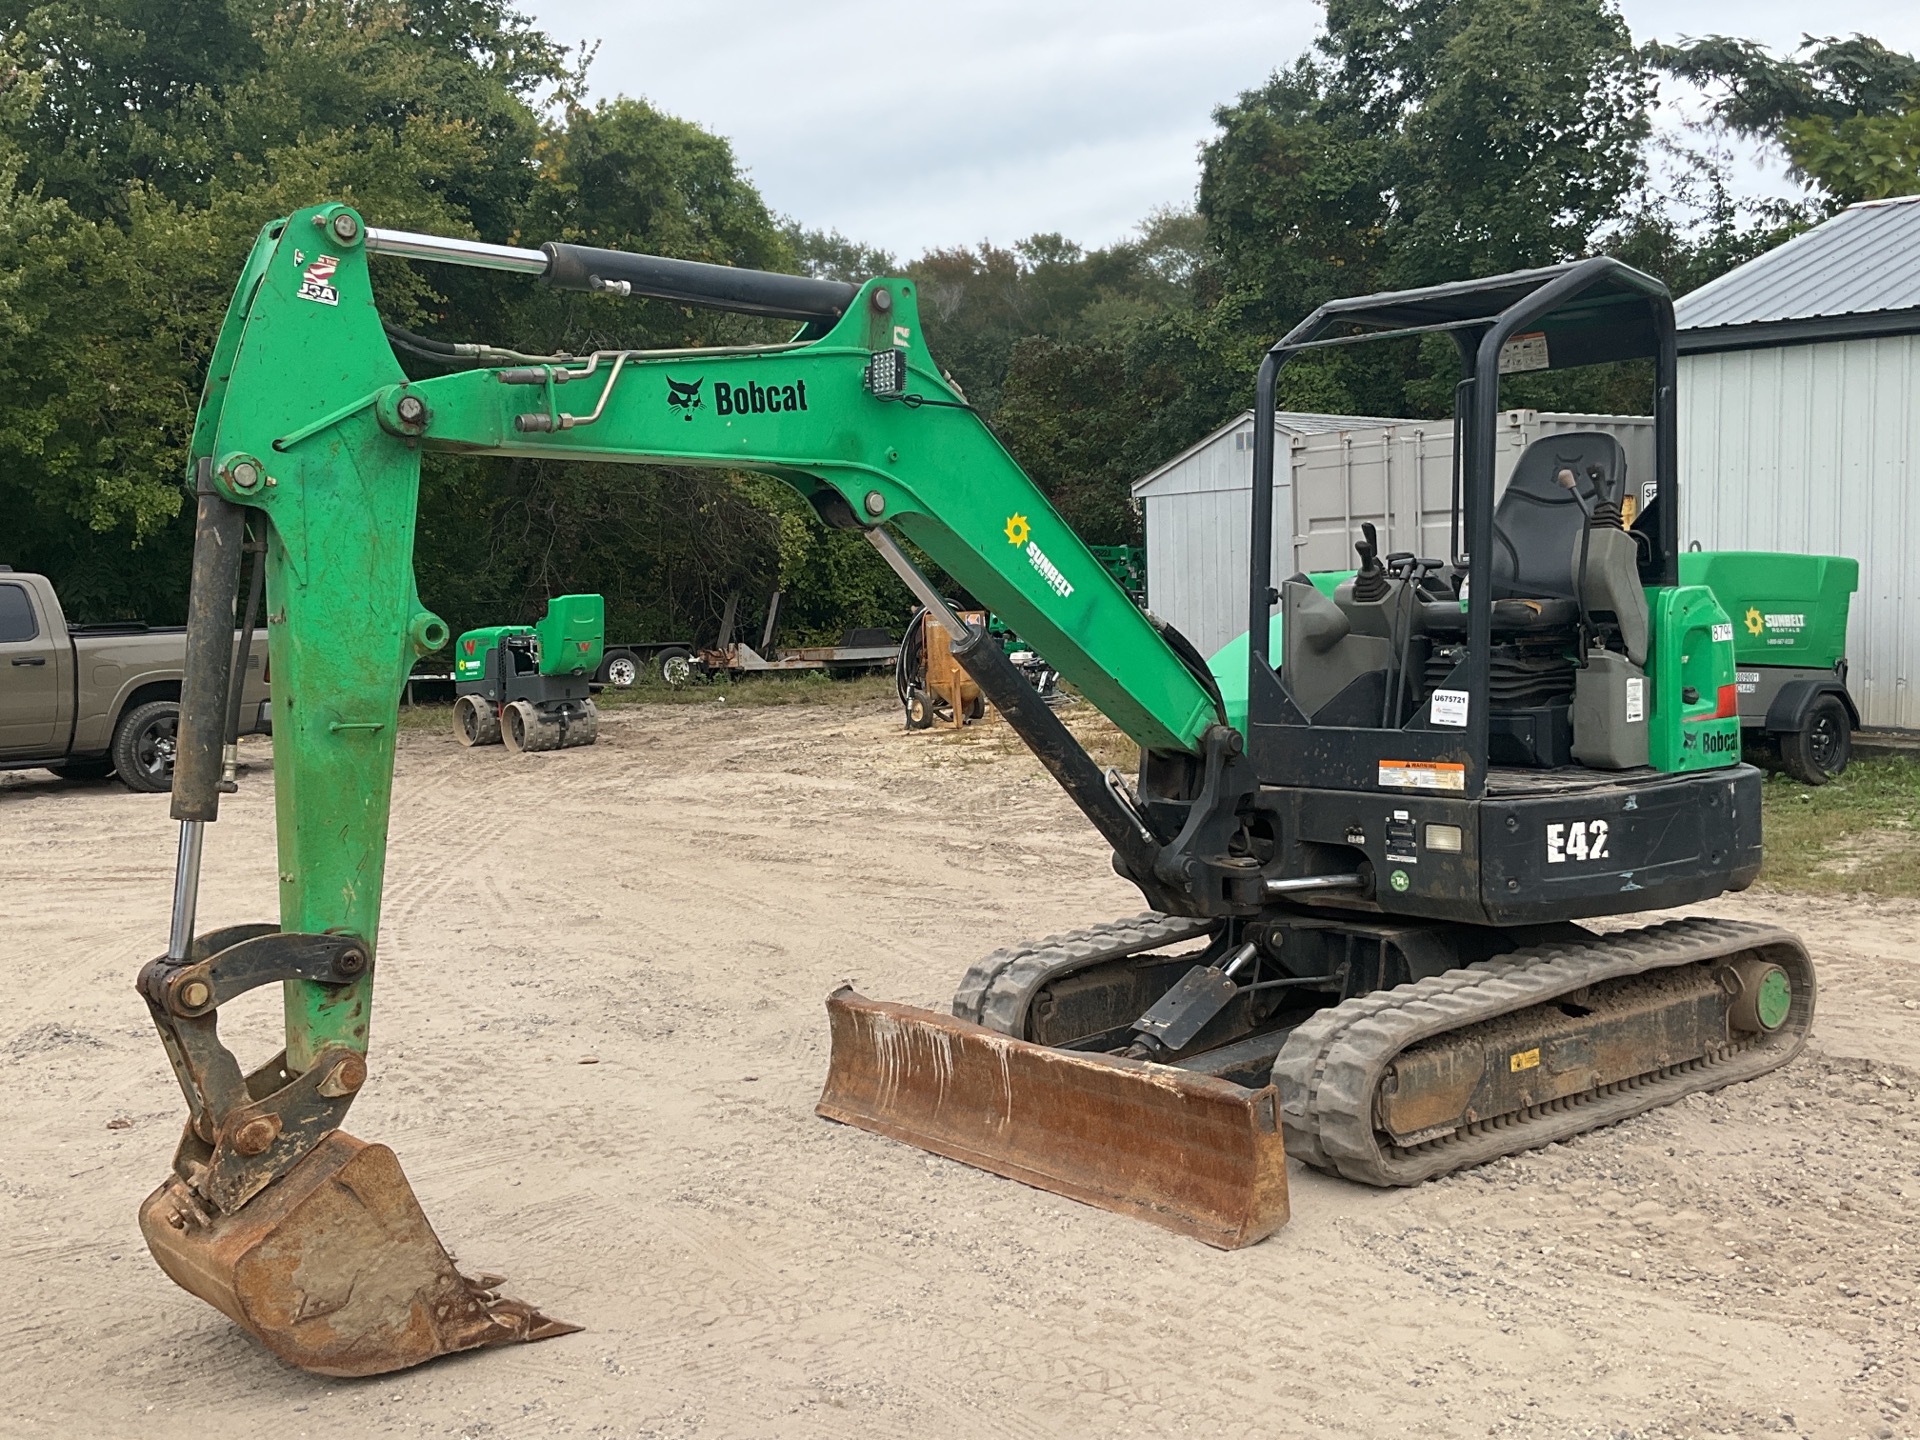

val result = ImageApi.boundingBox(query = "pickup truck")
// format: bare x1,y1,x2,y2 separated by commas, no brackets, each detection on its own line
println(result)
0,568,269,792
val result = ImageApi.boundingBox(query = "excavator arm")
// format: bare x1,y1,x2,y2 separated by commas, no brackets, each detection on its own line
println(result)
141,204,1268,1376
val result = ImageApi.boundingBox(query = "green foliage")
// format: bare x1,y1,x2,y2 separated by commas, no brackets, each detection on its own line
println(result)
784,223,897,283
1784,107,1920,205
1650,34,1920,207
1758,756,1920,897
4,0,1912,652
1197,0,1654,419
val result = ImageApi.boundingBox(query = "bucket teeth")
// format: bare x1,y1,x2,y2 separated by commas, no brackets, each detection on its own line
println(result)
140,1129,578,1376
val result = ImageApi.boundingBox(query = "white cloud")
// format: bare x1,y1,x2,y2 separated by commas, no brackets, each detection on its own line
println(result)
520,0,1920,257
525,0,1312,254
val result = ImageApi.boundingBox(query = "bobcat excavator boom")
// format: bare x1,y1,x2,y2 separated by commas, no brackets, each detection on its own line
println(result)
143,204,1243,1374
146,206,1812,1376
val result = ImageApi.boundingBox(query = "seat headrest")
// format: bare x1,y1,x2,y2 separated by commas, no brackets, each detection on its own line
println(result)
1489,432,1630,602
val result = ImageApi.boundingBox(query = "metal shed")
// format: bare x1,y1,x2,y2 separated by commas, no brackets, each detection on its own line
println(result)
1130,408,1655,657
1677,194,1920,729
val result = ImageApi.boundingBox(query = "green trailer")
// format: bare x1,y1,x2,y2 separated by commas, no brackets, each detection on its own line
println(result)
452,593,604,752
1678,551,1859,784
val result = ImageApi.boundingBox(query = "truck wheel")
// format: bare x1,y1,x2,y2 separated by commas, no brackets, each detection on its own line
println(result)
112,700,180,793
600,651,640,689
1781,695,1852,785
656,647,695,687
48,757,115,781
453,694,502,747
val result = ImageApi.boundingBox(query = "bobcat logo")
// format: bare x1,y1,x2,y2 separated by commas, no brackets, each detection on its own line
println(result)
666,375,704,420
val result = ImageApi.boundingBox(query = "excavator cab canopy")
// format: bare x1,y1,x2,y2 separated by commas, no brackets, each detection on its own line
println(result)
1236,258,1703,803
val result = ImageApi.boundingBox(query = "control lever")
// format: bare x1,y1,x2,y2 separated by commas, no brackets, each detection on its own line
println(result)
1352,522,1389,602
1557,466,1600,665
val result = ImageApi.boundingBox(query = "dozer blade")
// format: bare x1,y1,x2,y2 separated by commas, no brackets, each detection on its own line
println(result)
817,988,1289,1248
138,1130,579,1377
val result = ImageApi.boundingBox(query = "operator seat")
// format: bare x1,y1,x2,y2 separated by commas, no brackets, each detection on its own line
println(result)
1489,432,1648,664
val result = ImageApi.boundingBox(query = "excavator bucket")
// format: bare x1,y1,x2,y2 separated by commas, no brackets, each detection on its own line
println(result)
138,1131,578,1377
817,989,1290,1249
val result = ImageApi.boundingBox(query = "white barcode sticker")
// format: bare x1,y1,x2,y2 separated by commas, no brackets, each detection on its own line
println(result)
1625,676,1645,723
1712,622,1734,644
1430,689,1470,728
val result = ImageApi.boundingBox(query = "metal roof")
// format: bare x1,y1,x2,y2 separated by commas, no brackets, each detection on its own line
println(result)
1130,410,1410,496
1676,195,1920,347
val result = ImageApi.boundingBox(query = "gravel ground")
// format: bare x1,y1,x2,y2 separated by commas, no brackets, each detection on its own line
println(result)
3,697,1916,1439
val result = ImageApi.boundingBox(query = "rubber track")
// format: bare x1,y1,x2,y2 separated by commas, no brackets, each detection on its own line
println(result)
951,912,1217,1038
1271,916,1815,1185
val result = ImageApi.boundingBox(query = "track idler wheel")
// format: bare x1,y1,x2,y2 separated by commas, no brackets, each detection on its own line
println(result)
139,1130,578,1376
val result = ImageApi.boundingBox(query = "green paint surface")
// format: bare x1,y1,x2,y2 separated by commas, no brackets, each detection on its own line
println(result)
1678,550,1856,671
190,204,1218,1069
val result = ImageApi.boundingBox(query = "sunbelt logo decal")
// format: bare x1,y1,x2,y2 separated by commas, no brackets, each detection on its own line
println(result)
1744,605,1806,641
1005,513,1073,599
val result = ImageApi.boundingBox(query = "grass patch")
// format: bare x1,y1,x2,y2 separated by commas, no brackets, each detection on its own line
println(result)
396,699,454,733
1759,755,1920,897
597,671,896,709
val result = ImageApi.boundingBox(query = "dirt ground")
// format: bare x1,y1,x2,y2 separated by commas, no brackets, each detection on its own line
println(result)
4,695,1918,1440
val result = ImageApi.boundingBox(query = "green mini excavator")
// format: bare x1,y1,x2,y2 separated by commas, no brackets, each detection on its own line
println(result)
143,205,1812,1377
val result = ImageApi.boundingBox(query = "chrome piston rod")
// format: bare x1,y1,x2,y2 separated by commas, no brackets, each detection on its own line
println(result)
365,228,548,274
167,821,205,962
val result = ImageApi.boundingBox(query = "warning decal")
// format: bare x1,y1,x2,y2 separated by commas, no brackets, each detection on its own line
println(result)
1378,760,1467,792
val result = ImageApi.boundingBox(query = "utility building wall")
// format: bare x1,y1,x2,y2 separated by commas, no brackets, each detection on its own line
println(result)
1680,335,1920,730
1135,425,1292,660
1135,410,1655,660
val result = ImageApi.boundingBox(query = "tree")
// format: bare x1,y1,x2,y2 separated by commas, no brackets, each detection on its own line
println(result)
0,0,565,621
1650,34,1920,206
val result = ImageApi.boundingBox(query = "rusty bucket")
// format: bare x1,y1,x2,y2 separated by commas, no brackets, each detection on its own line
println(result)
139,1131,578,1376
817,988,1290,1248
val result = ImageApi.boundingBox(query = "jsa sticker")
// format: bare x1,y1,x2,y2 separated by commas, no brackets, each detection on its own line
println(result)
298,255,341,307
1546,819,1610,863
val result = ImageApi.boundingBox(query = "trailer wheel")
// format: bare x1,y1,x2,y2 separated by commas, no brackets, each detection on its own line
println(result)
904,688,934,730
657,647,695,687
112,700,180,793
600,651,640,689
453,694,502,747
1780,695,1851,785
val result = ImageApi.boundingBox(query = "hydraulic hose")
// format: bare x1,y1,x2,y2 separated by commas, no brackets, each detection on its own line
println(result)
896,605,927,712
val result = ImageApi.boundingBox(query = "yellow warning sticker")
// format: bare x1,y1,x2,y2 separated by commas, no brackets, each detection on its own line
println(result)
1509,1047,1541,1073
1378,760,1467,792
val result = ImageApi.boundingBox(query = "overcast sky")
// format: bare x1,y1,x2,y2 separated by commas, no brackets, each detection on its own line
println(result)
520,0,1920,259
